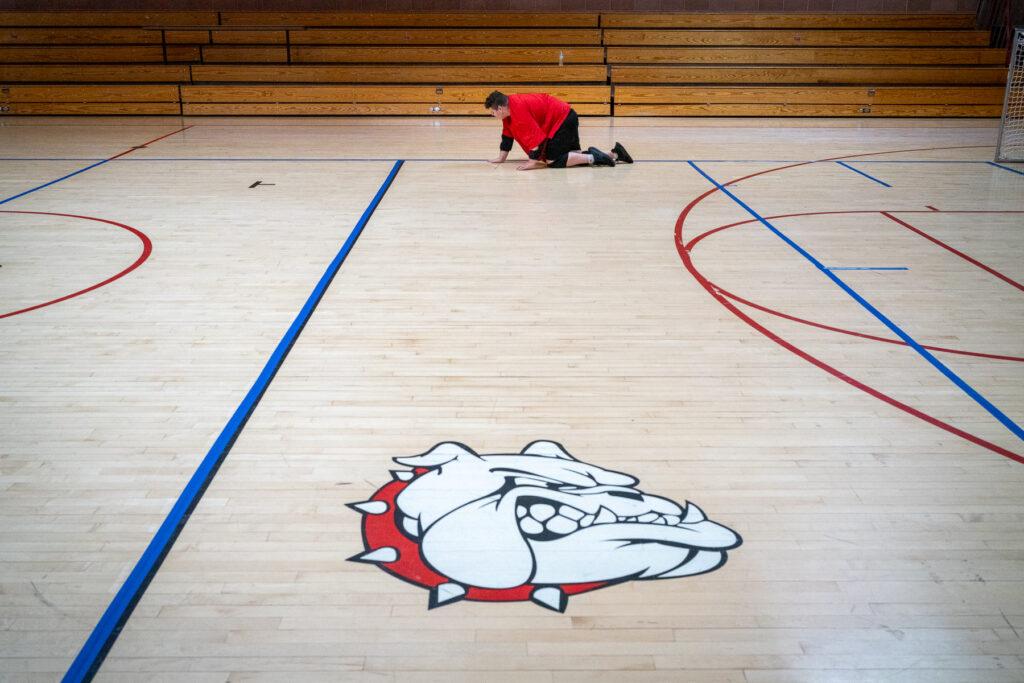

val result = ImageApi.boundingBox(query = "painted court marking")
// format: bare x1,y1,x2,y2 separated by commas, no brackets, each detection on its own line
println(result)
835,161,892,187
825,266,908,271
61,160,405,683
988,161,1024,176
0,211,152,319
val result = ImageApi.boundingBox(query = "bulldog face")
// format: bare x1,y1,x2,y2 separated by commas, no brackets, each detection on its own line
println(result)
381,442,741,594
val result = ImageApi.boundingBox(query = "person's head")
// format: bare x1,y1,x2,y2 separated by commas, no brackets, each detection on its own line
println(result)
485,91,509,119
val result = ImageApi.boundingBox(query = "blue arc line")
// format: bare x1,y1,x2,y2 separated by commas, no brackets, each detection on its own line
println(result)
826,267,909,271
686,161,1023,443
62,160,405,683
987,161,1024,176
0,160,110,205
835,161,892,187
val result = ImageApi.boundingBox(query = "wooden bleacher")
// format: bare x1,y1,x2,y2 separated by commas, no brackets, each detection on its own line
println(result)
0,11,1006,118
599,13,980,29
605,13,1004,117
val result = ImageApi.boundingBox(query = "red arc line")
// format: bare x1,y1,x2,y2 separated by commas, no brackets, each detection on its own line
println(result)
0,211,152,319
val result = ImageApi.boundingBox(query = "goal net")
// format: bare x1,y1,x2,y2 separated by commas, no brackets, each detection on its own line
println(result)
996,29,1024,162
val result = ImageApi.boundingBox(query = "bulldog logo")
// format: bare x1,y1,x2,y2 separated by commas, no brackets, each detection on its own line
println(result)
348,441,741,612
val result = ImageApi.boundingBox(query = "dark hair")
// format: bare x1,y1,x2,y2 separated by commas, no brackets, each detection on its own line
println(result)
484,91,508,110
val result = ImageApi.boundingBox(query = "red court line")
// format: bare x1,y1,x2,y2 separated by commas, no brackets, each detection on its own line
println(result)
0,211,152,319
676,146,1023,463
881,211,1024,293
107,125,193,161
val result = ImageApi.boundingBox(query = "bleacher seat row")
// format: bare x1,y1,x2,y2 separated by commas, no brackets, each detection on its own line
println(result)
0,11,1006,117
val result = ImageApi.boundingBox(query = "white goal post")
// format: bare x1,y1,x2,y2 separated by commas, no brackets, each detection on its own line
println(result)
996,28,1024,162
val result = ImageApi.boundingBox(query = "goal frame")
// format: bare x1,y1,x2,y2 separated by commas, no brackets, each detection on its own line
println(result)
995,28,1024,162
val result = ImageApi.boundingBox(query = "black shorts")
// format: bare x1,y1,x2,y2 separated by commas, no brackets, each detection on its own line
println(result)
527,109,580,165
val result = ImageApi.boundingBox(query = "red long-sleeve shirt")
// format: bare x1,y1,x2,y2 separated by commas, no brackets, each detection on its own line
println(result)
500,93,571,159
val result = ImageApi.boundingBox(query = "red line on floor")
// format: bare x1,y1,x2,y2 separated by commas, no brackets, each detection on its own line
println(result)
881,211,1024,293
0,211,152,319
107,125,193,161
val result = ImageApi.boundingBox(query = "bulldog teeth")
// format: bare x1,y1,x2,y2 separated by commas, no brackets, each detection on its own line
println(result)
520,518,545,535
559,505,584,521
663,515,680,526
579,513,595,527
595,507,616,525
530,503,556,522
545,515,579,535
516,505,527,519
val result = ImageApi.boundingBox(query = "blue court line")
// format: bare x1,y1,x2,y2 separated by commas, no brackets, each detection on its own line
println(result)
686,161,1024,444
826,267,909,271
835,161,891,187
987,161,1024,176
0,159,111,206
62,159,405,683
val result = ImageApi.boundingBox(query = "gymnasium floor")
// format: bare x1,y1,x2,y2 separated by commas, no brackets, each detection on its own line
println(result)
2,115,1023,682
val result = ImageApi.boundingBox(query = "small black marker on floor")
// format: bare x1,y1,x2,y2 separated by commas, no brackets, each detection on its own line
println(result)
249,181,276,188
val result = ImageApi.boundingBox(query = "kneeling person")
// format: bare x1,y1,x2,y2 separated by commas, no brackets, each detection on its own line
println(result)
485,91,632,171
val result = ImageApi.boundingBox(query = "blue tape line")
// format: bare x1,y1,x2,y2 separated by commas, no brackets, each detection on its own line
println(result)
687,161,1024,443
826,267,909,271
62,159,405,683
987,161,1024,176
835,161,891,188
0,160,110,206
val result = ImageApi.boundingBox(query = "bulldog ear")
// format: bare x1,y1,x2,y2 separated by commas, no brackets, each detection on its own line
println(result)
520,440,576,460
394,442,479,468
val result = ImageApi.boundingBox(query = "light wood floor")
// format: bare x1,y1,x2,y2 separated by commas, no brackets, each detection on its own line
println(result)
1,116,1023,682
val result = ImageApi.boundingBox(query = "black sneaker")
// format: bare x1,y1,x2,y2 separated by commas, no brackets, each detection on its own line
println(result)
612,142,633,164
588,147,615,167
